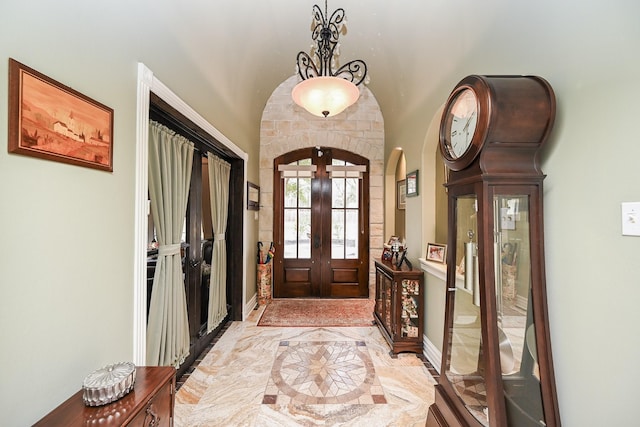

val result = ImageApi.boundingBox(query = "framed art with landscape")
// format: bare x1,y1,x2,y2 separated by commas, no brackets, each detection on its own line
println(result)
8,58,114,172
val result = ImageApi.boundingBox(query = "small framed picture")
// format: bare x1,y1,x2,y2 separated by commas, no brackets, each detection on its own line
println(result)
8,58,114,171
397,179,406,210
426,243,447,263
247,182,260,210
381,246,393,261
406,170,419,197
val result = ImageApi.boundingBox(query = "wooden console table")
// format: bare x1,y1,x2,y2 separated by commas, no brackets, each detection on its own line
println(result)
34,366,176,426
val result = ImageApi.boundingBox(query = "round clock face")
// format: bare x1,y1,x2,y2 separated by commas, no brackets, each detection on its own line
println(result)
443,88,478,159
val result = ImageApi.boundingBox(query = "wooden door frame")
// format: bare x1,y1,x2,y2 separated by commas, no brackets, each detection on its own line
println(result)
134,63,248,366
273,147,370,298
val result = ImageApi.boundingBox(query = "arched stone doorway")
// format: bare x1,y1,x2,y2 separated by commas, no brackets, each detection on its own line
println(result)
259,75,384,297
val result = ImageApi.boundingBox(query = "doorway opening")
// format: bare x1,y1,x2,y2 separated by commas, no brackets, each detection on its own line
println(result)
146,94,245,375
273,147,369,298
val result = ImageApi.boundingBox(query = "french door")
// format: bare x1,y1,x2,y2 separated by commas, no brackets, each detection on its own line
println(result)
273,147,369,298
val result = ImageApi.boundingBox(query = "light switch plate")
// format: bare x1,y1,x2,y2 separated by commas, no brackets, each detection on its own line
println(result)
621,202,640,236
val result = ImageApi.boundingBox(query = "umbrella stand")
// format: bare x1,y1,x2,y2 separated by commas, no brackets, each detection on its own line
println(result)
257,242,274,306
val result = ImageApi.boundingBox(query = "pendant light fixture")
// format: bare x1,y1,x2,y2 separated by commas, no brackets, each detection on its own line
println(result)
292,0,368,118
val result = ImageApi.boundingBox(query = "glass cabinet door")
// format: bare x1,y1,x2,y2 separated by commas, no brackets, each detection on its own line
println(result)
400,278,420,338
445,194,489,425
493,195,546,426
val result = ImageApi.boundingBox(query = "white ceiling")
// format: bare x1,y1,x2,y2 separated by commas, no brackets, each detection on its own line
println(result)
141,0,639,151
148,0,479,145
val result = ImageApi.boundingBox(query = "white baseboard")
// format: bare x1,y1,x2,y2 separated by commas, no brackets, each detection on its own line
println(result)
244,292,258,320
423,334,442,374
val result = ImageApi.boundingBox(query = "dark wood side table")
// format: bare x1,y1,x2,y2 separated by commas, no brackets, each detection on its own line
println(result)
34,366,176,426
374,259,424,357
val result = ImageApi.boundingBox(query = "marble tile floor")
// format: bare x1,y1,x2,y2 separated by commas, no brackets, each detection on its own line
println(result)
175,307,438,426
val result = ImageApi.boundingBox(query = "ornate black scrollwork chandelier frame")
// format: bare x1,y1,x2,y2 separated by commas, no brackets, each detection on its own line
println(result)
295,0,368,86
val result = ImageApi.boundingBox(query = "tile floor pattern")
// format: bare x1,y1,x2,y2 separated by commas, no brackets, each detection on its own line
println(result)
264,340,386,405
175,307,438,426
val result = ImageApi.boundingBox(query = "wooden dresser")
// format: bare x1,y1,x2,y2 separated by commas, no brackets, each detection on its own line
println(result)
34,366,176,426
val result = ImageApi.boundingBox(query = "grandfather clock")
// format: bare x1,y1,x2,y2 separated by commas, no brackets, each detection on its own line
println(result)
426,75,561,427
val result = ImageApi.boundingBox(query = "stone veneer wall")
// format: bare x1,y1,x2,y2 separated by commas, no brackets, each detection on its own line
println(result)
259,75,384,297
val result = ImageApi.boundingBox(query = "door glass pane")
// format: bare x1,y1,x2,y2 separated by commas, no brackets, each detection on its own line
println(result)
446,195,488,425
298,177,311,208
283,208,297,258
494,195,546,426
345,178,358,208
331,160,360,260
283,159,312,259
332,178,345,208
284,178,297,208
298,208,311,259
345,209,358,259
332,209,344,258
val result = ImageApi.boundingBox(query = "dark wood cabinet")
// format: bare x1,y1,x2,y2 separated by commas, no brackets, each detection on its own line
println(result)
374,259,424,357
34,366,175,427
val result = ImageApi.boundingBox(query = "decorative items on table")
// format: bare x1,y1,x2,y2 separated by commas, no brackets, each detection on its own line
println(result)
82,362,136,406
382,236,410,269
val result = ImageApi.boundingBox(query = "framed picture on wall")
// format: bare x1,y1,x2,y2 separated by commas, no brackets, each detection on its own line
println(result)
406,170,419,197
426,243,447,263
7,58,114,172
397,179,406,210
247,182,260,210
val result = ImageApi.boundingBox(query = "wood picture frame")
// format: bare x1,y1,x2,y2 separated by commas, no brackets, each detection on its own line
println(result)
247,181,260,210
8,58,114,172
406,170,419,197
381,246,393,261
426,243,447,263
397,179,406,210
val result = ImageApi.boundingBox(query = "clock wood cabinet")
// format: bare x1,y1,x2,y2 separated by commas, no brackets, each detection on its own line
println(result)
427,75,560,427
374,259,424,356
34,366,176,427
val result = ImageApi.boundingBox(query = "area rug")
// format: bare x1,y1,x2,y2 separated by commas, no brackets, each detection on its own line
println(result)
257,299,375,327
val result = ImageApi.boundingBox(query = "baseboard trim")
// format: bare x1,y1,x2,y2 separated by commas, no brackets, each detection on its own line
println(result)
423,334,442,374
244,292,258,319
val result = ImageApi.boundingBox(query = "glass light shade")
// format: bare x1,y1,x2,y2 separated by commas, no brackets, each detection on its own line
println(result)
291,76,360,117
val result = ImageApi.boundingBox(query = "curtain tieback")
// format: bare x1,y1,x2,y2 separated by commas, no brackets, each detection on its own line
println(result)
214,233,226,242
158,243,182,256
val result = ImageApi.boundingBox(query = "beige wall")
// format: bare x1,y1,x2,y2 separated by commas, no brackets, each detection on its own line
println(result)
0,3,259,425
394,154,406,240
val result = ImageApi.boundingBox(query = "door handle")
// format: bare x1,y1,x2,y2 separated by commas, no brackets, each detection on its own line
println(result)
313,235,320,249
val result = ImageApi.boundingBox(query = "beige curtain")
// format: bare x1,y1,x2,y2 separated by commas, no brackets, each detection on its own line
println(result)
207,153,230,332
147,120,194,367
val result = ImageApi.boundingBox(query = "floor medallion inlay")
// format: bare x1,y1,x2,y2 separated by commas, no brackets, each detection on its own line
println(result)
264,340,386,405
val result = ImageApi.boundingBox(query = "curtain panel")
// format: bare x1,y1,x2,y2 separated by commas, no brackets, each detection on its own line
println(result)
207,153,230,332
147,120,194,367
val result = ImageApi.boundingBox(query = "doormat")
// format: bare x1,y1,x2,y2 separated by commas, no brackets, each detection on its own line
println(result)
257,299,375,327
